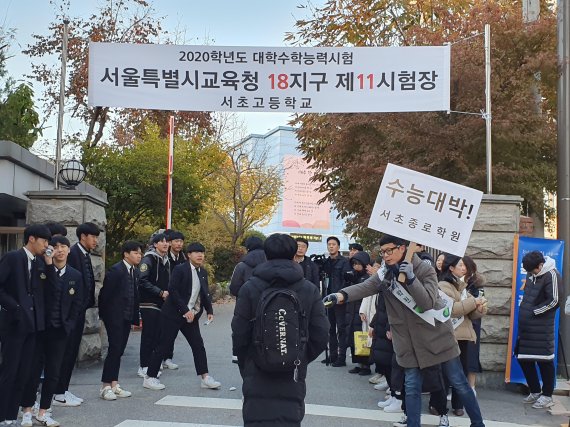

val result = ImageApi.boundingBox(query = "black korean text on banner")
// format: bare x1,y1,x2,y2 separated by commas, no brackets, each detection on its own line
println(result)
368,164,483,257
88,43,450,113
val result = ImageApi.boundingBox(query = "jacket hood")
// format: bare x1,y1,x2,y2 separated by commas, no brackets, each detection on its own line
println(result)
144,248,169,265
351,251,371,267
252,259,304,285
536,256,556,277
242,248,267,268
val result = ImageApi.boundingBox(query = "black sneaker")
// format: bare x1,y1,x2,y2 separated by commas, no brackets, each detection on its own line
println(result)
348,367,361,374
393,415,407,427
357,368,372,376
331,360,346,367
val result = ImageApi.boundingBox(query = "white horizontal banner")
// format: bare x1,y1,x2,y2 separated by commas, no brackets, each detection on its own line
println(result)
88,43,450,113
368,164,483,256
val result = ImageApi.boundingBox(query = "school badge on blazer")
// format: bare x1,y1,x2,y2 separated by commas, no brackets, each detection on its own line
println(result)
40,273,47,279
69,288,75,295
140,263,148,272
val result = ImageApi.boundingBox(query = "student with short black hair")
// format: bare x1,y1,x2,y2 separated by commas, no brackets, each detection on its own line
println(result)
54,222,100,406
516,250,562,409
20,235,83,427
98,240,143,401
45,222,67,237
0,224,55,425
138,233,171,378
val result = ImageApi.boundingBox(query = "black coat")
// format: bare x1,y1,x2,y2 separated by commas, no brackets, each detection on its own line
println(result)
298,256,320,288
46,265,84,334
67,243,96,309
0,249,55,334
371,291,394,367
229,249,266,297
138,251,170,307
516,257,561,360
323,254,351,294
231,259,329,427
98,261,140,327
161,262,212,323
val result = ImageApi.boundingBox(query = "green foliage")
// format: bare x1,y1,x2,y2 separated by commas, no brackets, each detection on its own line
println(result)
84,122,225,262
212,246,244,282
0,84,41,149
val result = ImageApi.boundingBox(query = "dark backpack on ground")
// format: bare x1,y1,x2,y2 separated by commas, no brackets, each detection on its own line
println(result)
252,283,308,380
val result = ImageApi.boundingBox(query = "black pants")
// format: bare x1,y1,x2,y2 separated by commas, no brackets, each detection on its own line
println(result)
55,311,85,395
140,307,161,368
101,319,131,383
327,304,347,361
22,328,68,410
147,314,208,378
519,359,556,397
0,331,37,421
450,340,469,410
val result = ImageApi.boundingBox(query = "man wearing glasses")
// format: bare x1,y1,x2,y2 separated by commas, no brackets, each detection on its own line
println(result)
324,235,485,427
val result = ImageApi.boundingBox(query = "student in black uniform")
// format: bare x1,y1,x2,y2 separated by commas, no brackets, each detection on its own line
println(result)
98,241,143,401
54,222,100,407
143,242,220,391
137,233,170,378
0,224,55,425
20,235,83,427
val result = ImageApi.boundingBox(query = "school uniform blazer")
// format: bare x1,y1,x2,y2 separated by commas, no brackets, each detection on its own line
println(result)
98,261,140,327
68,243,95,309
161,262,212,323
0,249,55,334
47,265,84,334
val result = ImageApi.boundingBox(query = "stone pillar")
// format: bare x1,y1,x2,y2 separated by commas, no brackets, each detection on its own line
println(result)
466,194,523,387
26,190,107,363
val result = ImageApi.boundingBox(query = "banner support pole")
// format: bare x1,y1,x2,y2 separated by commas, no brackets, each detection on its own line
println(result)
166,116,174,229
485,23,492,195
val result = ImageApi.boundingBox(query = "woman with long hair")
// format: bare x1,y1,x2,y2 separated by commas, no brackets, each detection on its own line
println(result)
438,254,487,416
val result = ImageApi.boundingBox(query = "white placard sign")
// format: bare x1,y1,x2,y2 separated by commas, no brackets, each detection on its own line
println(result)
88,43,450,113
368,164,483,256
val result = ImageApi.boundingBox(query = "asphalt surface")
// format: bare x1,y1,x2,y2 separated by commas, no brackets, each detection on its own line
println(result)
45,301,565,427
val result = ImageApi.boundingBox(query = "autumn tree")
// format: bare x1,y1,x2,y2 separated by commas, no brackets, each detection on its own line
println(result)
287,1,557,237
24,0,212,154
209,114,281,245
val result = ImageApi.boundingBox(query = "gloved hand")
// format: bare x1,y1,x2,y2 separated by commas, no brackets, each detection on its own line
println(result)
323,293,339,307
398,261,415,285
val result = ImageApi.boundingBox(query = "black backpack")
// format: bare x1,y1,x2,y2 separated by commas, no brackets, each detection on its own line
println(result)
252,284,308,380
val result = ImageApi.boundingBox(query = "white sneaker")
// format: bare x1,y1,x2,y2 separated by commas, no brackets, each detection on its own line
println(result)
383,397,403,413
31,403,51,416
100,385,117,401
35,413,60,427
137,367,148,378
162,359,179,370
52,394,80,407
369,373,384,384
532,395,554,409
523,392,541,404
393,415,407,427
200,375,221,389
21,412,33,427
374,379,389,391
143,376,166,390
112,384,132,398
438,414,449,427
65,390,83,403
378,396,394,408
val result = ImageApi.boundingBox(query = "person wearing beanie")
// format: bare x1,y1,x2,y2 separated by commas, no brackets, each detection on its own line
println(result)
229,236,266,297
231,233,329,426
143,242,221,391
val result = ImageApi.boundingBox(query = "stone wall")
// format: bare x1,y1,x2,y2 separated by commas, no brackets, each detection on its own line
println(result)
26,190,107,363
465,194,523,385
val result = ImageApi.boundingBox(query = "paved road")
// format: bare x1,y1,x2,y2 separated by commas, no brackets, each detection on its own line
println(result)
49,301,563,427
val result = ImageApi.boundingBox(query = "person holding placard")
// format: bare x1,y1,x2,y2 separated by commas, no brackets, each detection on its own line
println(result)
324,235,485,427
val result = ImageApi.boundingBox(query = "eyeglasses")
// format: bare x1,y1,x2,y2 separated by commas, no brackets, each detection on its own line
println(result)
379,245,401,257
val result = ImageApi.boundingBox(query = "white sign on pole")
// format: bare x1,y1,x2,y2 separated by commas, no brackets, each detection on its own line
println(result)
368,164,483,256
88,43,450,113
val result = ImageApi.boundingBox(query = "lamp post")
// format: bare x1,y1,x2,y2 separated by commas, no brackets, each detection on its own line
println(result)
58,159,86,190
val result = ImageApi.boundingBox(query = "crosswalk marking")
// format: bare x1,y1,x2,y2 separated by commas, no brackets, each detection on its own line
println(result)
115,422,239,427
154,395,543,427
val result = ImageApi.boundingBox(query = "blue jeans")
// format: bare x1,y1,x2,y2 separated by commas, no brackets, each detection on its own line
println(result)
404,357,485,427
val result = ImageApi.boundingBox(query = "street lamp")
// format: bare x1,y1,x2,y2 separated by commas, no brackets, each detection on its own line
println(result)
58,159,86,189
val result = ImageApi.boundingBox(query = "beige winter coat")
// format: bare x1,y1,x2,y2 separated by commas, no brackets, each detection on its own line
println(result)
438,279,486,343
342,254,460,369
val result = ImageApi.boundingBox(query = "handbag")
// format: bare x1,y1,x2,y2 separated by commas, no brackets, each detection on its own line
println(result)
354,331,371,357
